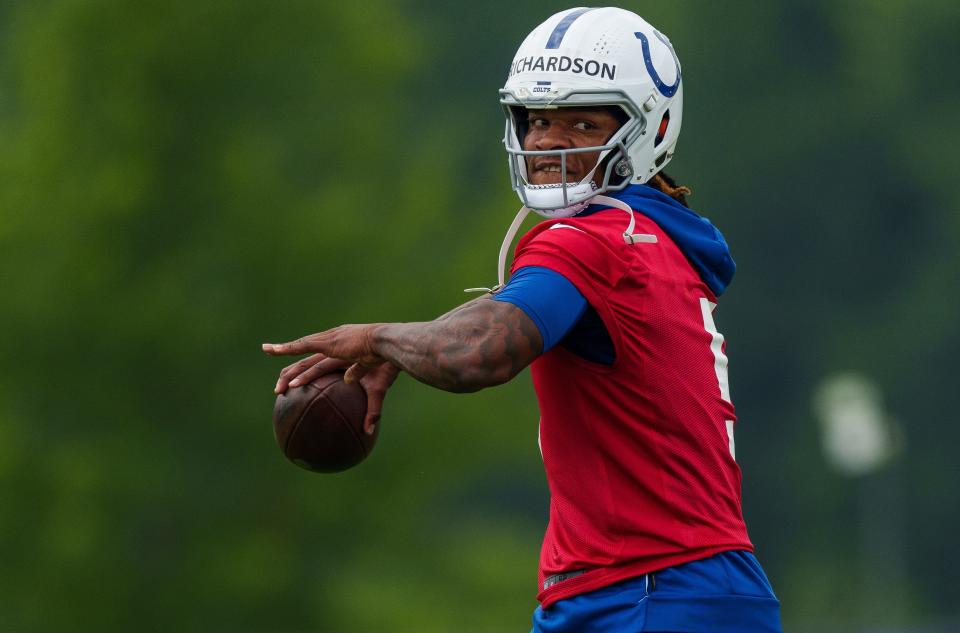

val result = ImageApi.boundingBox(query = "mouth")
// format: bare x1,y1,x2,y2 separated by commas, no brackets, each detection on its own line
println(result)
530,160,579,184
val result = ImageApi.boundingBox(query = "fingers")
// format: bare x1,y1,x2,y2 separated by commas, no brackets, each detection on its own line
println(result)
274,353,323,393
344,362,372,385
263,341,311,356
362,410,381,437
262,332,327,356
274,355,355,394
285,357,352,391
264,325,380,366
361,378,385,436
359,363,401,436
347,363,377,434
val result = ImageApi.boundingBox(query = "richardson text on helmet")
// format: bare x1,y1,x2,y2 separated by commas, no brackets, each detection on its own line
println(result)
508,56,616,81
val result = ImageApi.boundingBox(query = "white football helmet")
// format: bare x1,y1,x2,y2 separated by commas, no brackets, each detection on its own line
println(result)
501,7,684,217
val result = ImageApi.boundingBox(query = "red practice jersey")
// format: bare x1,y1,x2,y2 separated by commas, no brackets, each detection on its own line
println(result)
511,207,753,608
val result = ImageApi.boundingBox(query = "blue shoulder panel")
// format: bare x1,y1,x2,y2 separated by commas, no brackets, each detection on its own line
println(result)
492,266,587,352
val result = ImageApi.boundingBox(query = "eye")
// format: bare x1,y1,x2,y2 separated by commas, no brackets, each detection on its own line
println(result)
574,120,597,132
528,117,549,128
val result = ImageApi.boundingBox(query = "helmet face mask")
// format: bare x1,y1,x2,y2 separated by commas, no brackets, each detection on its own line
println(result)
500,7,683,217
501,91,645,216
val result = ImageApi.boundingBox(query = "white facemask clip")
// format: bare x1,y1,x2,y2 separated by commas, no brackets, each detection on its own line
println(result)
591,195,658,245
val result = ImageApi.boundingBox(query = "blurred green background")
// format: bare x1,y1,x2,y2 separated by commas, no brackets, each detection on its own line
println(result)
1,1,958,631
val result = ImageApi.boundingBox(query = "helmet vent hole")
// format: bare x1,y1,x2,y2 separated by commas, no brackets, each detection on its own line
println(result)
593,33,617,55
654,109,671,147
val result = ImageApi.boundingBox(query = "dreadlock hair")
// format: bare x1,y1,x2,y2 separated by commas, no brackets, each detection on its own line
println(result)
649,171,692,207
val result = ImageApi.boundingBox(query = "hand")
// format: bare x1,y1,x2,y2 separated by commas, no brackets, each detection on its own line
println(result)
263,324,383,367
273,354,348,394
264,325,400,435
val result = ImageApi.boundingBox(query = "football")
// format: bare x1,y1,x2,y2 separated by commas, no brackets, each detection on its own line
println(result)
272,371,376,473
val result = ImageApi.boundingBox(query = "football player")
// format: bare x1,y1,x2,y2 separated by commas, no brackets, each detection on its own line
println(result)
265,7,782,632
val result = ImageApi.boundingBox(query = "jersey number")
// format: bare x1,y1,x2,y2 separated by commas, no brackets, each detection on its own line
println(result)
699,298,736,460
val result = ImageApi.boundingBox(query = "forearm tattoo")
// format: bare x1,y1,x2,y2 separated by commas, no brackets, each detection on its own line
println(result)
374,297,543,392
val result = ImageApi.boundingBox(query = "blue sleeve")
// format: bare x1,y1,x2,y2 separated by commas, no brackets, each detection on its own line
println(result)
491,266,588,352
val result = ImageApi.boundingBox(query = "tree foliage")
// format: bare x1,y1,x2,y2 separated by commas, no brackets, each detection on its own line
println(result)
1,1,958,631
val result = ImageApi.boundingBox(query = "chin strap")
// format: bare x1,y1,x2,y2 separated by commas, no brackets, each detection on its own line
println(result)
464,197,657,294
464,205,532,294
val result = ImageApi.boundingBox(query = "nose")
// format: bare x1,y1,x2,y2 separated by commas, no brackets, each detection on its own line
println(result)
533,122,572,151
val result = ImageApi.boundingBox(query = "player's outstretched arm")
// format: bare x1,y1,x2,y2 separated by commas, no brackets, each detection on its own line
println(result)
375,297,542,392
263,296,543,394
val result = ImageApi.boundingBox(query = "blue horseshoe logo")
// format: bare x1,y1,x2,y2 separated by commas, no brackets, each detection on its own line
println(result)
635,30,681,98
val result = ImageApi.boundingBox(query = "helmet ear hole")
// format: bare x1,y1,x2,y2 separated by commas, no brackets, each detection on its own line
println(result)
654,109,670,147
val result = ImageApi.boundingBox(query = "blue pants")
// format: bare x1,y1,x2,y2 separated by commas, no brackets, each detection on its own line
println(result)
531,551,782,633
